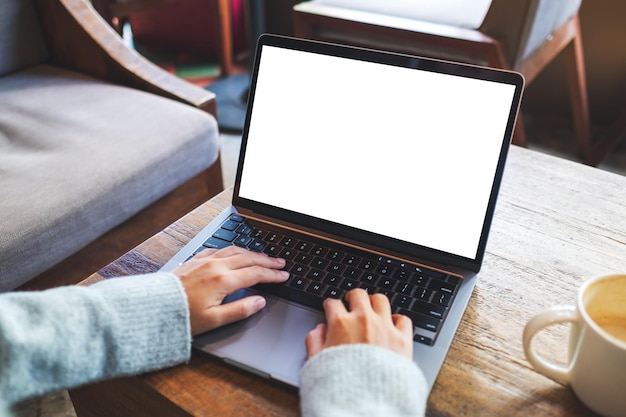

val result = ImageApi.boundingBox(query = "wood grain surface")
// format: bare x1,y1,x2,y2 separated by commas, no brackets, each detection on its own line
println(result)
70,146,626,417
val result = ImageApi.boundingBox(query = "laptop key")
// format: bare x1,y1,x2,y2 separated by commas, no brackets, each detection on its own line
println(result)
221,220,240,231
327,262,345,274
379,278,399,292
361,273,379,286
307,269,326,281
290,264,310,276
415,287,433,302
344,267,361,279
413,333,435,346
251,228,267,239
393,269,414,281
307,282,327,296
399,309,442,332
434,292,452,307
279,248,296,260
359,283,376,293
412,274,431,287
235,224,253,235
249,239,267,252
311,245,328,257
265,244,281,257
411,299,447,319
340,278,358,290
296,241,311,252
376,264,394,276
212,229,237,242
428,280,457,295
392,294,413,309
360,259,375,271
398,282,416,297
202,237,232,249
326,250,344,262
311,257,329,269
324,287,345,299
295,253,312,265
323,274,343,286
289,276,310,290
266,232,282,243
234,235,254,247
228,214,243,221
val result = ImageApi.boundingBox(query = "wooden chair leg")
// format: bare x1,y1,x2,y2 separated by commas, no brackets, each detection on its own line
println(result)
215,0,234,77
584,109,626,167
511,113,528,147
483,44,528,147
563,15,591,161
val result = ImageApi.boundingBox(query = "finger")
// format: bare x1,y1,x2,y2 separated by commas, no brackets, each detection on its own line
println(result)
392,314,415,359
227,265,289,292
305,323,327,359
223,250,287,271
193,295,267,335
207,245,248,257
192,248,219,259
370,293,392,316
344,288,371,312
392,313,414,336
323,297,347,322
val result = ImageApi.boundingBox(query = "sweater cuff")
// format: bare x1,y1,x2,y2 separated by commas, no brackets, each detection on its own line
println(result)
299,344,427,417
88,272,192,376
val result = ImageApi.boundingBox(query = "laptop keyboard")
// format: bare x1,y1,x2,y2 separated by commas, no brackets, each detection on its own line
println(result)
190,214,462,346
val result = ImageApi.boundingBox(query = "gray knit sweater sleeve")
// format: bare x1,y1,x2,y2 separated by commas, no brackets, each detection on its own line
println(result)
300,344,428,417
0,273,428,417
0,272,191,413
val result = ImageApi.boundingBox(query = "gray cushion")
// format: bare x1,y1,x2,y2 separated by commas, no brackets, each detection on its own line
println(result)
520,0,582,63
0,0,49,77
310,0,492,29
0,65,219,290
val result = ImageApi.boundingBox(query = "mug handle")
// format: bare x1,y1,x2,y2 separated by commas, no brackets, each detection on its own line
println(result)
522,305,580,384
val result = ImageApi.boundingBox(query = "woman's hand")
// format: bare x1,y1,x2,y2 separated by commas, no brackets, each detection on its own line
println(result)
172,246,288,335
305,288,414,359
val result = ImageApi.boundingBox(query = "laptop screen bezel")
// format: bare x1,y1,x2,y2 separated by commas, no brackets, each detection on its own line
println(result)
232,34,524,273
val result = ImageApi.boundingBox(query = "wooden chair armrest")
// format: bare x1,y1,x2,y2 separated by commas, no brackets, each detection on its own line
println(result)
36,0,216,115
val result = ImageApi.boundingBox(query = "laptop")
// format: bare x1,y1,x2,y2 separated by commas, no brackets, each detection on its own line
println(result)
161,34,524,392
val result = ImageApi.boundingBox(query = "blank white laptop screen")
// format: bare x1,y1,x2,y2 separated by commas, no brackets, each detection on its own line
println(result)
238,45,516,260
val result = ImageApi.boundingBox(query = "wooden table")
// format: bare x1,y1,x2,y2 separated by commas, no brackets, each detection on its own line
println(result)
69,146,626,417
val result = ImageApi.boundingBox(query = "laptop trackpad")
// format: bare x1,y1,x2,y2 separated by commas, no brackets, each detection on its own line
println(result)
192,289,324,387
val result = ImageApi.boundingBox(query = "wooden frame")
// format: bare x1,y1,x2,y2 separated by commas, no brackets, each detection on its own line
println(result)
17,0,224,291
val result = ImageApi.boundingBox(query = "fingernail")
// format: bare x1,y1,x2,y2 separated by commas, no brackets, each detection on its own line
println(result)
249,297,266,312
280,271,290,279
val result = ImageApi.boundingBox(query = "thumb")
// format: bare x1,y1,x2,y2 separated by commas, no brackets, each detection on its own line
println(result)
305,323,327,359
193,296,267,335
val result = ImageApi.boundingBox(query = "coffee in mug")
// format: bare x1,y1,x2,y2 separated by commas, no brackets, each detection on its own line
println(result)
591,311,626,342
523,273,626,417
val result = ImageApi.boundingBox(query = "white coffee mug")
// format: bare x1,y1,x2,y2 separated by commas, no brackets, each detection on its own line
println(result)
523,273,626,417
